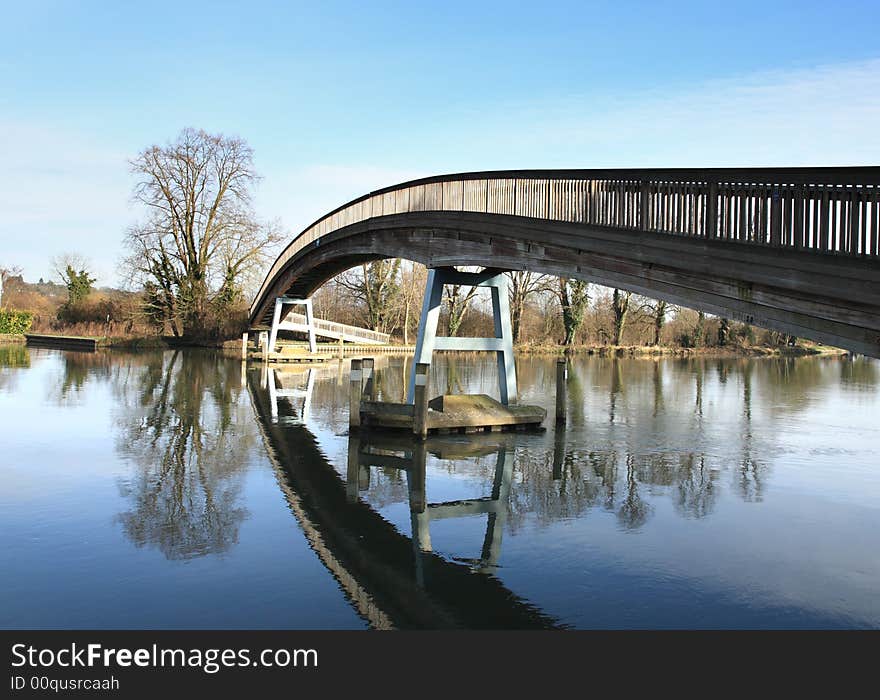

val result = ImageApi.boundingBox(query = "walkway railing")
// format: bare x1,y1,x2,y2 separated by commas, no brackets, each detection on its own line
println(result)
282,312,391,344
252,168,880,317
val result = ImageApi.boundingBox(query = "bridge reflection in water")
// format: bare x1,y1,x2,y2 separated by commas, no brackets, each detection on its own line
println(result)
349,433,514,581
247,364,560,629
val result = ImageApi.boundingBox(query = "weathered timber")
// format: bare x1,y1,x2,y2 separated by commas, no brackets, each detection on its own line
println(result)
349,359,362,429
412,362,429,439
556,359,567,425
361,358,375,401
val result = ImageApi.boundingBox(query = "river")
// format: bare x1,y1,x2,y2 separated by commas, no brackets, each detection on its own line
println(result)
1,345,878,628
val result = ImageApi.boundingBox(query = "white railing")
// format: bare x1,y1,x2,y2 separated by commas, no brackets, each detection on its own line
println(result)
280,312,390,344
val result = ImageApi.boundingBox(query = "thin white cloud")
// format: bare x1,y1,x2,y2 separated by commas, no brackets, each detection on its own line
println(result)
482,58,880,167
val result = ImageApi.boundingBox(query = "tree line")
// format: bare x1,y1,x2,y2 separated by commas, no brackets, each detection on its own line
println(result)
314,262,778,349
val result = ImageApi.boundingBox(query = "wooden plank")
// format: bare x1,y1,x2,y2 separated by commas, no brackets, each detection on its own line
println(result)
770,187,782,246
868,187,880,255
706,182,717,239
819,188,830,251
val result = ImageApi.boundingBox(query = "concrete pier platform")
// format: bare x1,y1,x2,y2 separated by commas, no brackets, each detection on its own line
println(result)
360,394,546,434
247,343,331,364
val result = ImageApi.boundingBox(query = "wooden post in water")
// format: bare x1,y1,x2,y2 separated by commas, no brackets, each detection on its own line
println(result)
241,332,249,360
358,464,371,491
361,358,375,401
552,427,564,480
408,441,427,513
259,331,268,363
413,363,430,439
349,359,362,430
346,434,360,503
337,335,344,359
556,359,567,425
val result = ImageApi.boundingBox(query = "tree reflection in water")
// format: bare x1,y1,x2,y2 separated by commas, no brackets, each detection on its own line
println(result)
113,350,255,560
388,354,878,535
0,344,29,392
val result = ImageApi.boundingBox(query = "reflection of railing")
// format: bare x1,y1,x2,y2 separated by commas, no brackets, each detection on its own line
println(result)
280,312,390,345
252,167,880,317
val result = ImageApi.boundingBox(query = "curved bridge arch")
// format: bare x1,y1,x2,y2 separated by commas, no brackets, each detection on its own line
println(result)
251,168,880,356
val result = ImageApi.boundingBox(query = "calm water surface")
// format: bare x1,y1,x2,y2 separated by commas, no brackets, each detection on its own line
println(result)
1,345,878,629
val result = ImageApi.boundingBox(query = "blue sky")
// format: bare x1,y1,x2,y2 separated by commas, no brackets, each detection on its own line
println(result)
1,0,879,285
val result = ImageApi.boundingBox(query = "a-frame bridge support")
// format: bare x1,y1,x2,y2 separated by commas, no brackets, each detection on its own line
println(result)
268,296,317,354
406,267,517,406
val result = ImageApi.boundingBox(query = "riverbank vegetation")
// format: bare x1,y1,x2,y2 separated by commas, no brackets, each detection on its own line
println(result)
313,264,827,355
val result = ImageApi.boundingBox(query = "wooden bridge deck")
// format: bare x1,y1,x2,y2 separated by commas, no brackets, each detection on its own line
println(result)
250,167,880,358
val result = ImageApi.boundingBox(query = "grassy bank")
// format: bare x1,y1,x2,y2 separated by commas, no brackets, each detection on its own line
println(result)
2,332,850,360
514,341,848,358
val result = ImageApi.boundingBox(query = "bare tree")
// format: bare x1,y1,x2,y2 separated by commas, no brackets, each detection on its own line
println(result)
638,297,676,346
400,260,427,344
124,128,283,337
506,271,552,343
444,283,478,337
718,317,730,347
693,310,706,347
610,288,632,345
0,265,22,307
50,253,91,288
556,278,590,346
338,259,402,334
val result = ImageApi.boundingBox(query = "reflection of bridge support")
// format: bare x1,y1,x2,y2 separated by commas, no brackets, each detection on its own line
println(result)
265,367,316,422
349,434,514,575
407,267,517,405
269,296,317,354
427,449,513,572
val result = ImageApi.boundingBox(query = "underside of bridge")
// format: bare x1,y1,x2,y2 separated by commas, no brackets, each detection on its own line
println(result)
251,210,879,357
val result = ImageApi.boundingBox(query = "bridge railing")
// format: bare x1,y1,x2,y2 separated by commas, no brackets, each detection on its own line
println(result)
252,168,880,317
283,312,391,344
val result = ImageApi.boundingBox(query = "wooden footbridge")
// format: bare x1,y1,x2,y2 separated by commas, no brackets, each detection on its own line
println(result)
250,167,880,358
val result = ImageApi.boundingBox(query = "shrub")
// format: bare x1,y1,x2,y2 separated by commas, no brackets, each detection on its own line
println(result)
57,298,123,325
0,309,33,334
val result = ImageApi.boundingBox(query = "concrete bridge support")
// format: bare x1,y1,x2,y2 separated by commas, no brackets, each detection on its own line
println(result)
407,267,517,405
269,296,317,354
